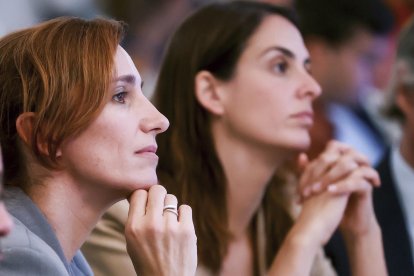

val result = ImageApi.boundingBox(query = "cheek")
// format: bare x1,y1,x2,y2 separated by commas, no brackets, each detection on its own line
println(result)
63,120,128,167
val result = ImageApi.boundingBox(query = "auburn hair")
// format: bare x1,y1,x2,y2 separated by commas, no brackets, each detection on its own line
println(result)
0,17,125,186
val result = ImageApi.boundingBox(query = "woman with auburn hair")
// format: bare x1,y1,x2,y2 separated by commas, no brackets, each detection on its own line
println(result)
0,17,196,275
153,1,386,275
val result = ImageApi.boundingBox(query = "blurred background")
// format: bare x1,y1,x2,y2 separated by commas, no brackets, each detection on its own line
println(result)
1,0,413,145
0,0,299,96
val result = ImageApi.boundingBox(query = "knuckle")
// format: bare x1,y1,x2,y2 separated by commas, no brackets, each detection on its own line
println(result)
327,140,339,149
146,224,164,238
135,189,148,197
180,227,197,241
165,193,178,204
125,223,144,239
319,153,331,163
150,184,167,195
345,161,358,172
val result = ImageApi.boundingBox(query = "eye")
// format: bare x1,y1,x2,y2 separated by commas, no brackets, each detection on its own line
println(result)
272,60,288,74
112,91,127,104
304,62,313,75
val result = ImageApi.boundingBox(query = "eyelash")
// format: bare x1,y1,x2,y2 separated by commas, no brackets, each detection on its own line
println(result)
272,60,288,74
112,91,128,104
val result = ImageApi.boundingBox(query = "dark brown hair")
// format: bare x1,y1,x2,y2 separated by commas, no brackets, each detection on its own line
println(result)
0,17,124,186
153,1,297,272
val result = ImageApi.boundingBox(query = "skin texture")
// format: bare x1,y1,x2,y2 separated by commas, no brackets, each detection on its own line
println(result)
15,46,196,276
59,47,169,195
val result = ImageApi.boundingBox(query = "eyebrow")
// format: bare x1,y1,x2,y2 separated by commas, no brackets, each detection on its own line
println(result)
261,46,311,65
113,75,144,88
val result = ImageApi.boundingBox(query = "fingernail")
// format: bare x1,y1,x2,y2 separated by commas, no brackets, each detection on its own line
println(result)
328,185,337,192
312,182,322,192
303,187,311,197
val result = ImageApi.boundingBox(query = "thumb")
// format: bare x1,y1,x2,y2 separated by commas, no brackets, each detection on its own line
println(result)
297,152,309,172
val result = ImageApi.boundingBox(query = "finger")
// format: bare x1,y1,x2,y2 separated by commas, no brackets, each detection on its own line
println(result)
128,189,148,218
321,154,359,189
297,153,309,172
298,182,322,203
126,190,148,231
299,148,341,194
348,150,370,167
163,194,178,223
146,184,167,217
357,166,381,187
178,204,194,227
327,179,372,195
327,140,351,154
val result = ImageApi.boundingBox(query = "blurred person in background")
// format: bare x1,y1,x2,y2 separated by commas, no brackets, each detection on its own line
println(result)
0,0,100,37
295,0,395,165
324,15,414,276
97,0,198,97
367,16,414,275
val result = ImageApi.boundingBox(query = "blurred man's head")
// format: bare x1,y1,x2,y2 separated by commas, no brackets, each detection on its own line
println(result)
385,16,414,127
296,0,394,105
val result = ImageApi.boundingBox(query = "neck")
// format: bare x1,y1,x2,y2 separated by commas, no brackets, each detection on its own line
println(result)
399,125,414,169
212,122,288,238
26,171,120,261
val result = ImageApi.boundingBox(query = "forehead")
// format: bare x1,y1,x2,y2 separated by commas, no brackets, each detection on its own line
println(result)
114,46,141,80
243,15,308,59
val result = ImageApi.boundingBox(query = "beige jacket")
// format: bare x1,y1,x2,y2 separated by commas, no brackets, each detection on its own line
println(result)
83,200,336,276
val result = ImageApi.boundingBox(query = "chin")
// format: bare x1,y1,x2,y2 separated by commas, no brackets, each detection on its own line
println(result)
285,136,311,152
123,173,159,192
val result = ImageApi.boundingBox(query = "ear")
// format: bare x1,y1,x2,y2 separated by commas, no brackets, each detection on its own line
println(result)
194,70,226,115
15,113,61,157
16,112,35,148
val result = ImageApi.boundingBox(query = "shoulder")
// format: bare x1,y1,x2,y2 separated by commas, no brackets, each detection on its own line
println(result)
0,216,68,276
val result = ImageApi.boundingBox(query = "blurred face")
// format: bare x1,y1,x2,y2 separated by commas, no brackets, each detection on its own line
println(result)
60,46,169,195
0,146,13,240
217,15,321,153
321,29,388,104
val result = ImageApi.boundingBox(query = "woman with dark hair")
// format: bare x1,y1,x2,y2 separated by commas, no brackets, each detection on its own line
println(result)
153,1,386,275
0,17,196,275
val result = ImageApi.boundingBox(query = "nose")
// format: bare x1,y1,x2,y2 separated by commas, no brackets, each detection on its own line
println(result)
0,203,13,237
298,71,322,100
139,96,170,134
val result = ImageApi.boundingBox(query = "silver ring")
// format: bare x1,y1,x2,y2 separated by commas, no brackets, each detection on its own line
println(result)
163,208,178,216
163,204,178,216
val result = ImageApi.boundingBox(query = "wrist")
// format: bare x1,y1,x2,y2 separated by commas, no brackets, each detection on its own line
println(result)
288,219,322,249
342,218,381,243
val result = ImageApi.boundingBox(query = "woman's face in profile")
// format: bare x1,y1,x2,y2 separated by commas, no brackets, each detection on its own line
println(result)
58,46,169,195
0,146,13,239
215,15,321,152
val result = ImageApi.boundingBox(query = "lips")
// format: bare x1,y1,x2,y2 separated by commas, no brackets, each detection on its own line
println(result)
135,145,157,154
290,111,314,126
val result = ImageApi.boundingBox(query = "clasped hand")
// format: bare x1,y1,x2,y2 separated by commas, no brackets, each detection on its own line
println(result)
296,141,380,245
